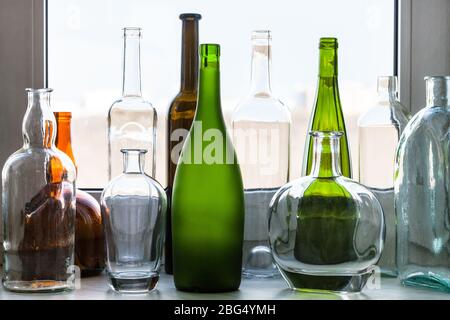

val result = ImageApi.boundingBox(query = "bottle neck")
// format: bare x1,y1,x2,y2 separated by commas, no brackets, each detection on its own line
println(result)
23,90,56,149
196,50,221,120
180,19,199,92
54,113,76,166
123,150,145,174
426,77,450,108
249,36,272,96
310,135,342,178
122,32,142,97
318,47,338,78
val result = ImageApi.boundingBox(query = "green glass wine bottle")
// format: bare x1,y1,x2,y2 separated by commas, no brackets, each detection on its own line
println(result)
302,37,352,178
172,44,245,293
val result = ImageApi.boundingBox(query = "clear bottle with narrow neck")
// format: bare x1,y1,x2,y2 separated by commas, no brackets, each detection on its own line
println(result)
395,76,450,292
2,88,76,292
101,149,167,293
108,27,157,180
166,13,201,275
172,44,245,292
358,76,410,277
231,30,290,278
269,131,384,293
303,37,351,178
54,112,105,277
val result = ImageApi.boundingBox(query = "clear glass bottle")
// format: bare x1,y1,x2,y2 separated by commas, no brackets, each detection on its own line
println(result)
166,13,201,275
269,131,384,293
2,88,77,292
54,112,105,277
358,76,410,277
101,149,166,293
231,30,290,278
108,27,157,180
395,76,450,292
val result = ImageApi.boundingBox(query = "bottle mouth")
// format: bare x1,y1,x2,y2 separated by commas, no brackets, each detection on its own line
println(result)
424,76,450,81
252,30,271,40
319,37,338,49
123,27,142,38
26,88,53,94
200,44,220,57
54,111,72,120
179,13,202,20
310,131,343,139
121,148,148,154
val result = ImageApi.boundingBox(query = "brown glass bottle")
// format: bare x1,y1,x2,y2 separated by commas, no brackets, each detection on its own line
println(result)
54,112,105,277
166,13,201,274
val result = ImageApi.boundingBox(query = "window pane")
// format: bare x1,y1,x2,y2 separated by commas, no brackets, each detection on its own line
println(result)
48,0,394,188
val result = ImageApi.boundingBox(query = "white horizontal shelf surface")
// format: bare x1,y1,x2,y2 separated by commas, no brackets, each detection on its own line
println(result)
0,272,449,300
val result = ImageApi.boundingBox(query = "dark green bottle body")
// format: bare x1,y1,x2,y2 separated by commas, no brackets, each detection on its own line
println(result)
303,38,352,178
172,44,245,292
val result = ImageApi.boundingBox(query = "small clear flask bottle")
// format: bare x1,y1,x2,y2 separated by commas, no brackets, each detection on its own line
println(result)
101,149,166,293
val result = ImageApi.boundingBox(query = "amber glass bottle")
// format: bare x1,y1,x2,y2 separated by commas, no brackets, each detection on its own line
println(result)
166,13,201,274
54,112,105,277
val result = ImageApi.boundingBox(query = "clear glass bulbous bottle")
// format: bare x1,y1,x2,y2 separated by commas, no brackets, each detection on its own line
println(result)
108,27,157,180
269,131,384,293
101,149,166,293
231,30,291,278
395,76,450,292
2,88,77,293
358,76,410,277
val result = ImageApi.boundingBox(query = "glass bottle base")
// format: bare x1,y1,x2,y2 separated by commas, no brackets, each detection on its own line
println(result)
107,272,159,294
2,280,74,293
401,272,450,293
279,269,372,293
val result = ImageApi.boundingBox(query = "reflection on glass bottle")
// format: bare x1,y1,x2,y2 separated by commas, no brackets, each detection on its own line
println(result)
54,112,105,277
358,76,410,277
108,27,156,180
269,131,384,293
101,149,166,293
2,88,76,293
172,44,245,293
395,76,450,293
303,38,351,178
166,13,201,275
231,30,290,278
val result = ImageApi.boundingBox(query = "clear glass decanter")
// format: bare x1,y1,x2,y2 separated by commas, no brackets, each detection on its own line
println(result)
395,76,450,292
108,27,157,180
231,30,291,278
2,88,77,293
269,131,384,293
358,76,410,277
101,149,166,293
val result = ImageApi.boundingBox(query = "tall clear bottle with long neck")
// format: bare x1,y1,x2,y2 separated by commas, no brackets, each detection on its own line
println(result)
231,30,290,278
303,38,351,178
358,76,410,277
395,76,450,292
108,27,157,180
166,14,201,275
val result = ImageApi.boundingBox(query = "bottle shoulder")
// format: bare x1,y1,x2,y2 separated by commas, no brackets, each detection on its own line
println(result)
2,147,76,181
102,173,166,200
168,92,197,117
109,96,155,113
231,95,291,123
358,102,411,127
